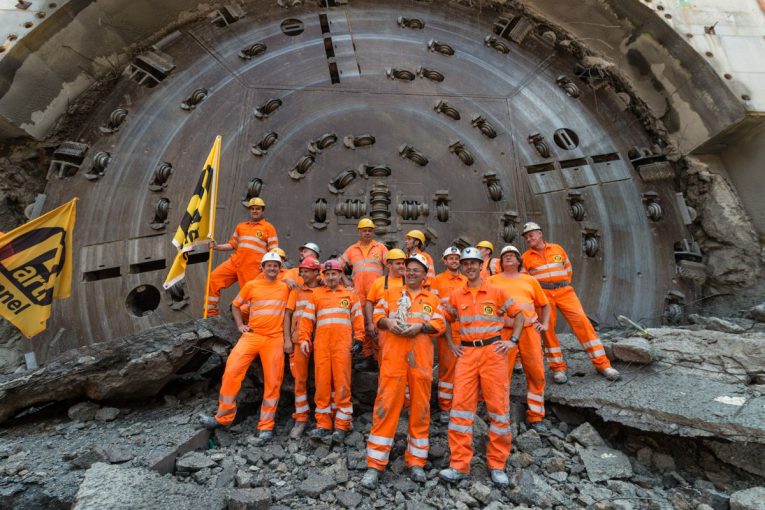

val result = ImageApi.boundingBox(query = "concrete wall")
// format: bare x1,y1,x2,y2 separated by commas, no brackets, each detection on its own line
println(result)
720,121,765,239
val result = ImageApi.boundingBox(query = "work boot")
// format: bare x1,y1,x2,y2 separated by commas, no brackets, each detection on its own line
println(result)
308,427,332,445
490,469,509,487
410,466,427,483
439,411,450,425
552,370,568,384
438,467,469,483
252,430,273,446
198,414,220,430
331,429,347,444
529,421,548,434
289,421,307,439
599,367,621,381
360,468,380,490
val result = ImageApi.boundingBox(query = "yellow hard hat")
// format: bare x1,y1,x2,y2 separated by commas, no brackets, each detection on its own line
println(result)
406,229,426,245
357,218,375,229
274,248,287,260
477,240,494,253
386,248,406,261
247,197,266,208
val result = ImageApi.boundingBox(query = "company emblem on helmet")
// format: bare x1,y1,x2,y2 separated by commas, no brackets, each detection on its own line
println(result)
298,257,321,270
405,253,429,271
521,222,542,235
460,247,483,262
442,246,461,259
322,259,343,272
299,242,321,256
406,229,426,245
386,248,406,261
260,251,282,266
247,197,266,208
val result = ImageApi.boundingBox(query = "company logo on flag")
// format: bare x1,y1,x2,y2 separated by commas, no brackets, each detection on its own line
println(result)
164,136,221,289
0,199,77,338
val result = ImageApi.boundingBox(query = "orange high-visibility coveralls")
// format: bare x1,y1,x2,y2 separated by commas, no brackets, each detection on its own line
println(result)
341,240,388,357
299,285,364,431
442,281,521,473
366,273,405,348
489,272,549,423
243,267,303,322
206,220,278,316
287,283,319,423
214,279,293,430
433,270,467,412
366,287,445,470
521,243,611,372
480,258,501,280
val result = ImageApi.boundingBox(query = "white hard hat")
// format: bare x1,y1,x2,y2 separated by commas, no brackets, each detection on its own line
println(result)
499,245,522,258
460,247,483,263
522,222,542,235
442,246,461,259
299,242,321,256
405,253,430,271
261,251,283,266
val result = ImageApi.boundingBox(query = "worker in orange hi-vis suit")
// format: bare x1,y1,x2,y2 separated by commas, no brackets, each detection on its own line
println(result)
206,197,279,317
404,229,435,283
360,253,446,489
489,245,551,433
286,256,322,439
298,259,365,444
199,251,294,446
340,218,388,365
438,247,525,488
477,240,501,280
520,222,620,383
364,249,406,349
433,246,467,423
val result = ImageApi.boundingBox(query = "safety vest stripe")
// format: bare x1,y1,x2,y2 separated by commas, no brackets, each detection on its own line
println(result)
301,312,316,321
588,348,606,358
250,299,287,307
369,435,394,446
408,312,433,321
296,300,310,308
239,235,267,245
373,306,386,316
407,445,428,458
532,270,570,280
408,436,429,447
528,403,545,413
317,307,350,317
260,410,275,419
262,398,278,407
489,424,510,435
336,411,352,420
582,339,603,349
316,318,352,327
528,262,562,273
547,356,564,363
247,309,285,317
450,410,474,420
527,392,544,403
238,242,267,253
367,448,389,461
498,297,516,314
219,395,236,404
377,299,389,308
459,315,504,324
353,267,384,274
315,406,332,414
438,381,454,389
448,422,472,434
295,404,310,413
438,391,452,399
208,296,220,302
459,325,503,335
351,302,360,313
295,394,307,403
544,347,562,354
267,236,278,244
488,412,510,424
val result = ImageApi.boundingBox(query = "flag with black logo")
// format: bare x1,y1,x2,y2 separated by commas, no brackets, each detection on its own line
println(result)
164,136,221,289
0,198,77,338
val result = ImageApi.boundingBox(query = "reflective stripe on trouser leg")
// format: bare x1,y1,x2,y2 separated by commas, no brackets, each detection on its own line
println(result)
480,347,511,471
404,342,434,468
366,360,407,470
257,337,285,431
215,333,260,426
554,286,611,370
332,336,354,431
447,346,483,474
518,327,546,422
290,349,310,421
207,258,239,317
541,290,567,372
313,336,334,430
437,335,457,412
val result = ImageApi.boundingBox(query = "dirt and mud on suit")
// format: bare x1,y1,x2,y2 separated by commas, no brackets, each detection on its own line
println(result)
442,281,522,474
299,285,364,431
489,272,549,423
521,243,611,372
433,270,467,413
213,278,293,430
366,287,445,470
341,241,387,358
206,220,278,316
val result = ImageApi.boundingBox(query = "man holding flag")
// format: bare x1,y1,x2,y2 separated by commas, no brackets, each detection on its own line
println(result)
0,199,77,338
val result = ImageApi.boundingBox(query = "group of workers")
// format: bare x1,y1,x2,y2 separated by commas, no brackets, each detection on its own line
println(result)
199,197,620,488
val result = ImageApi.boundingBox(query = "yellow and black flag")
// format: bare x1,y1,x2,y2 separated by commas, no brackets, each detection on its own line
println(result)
164,136,221,290
0,198,77,338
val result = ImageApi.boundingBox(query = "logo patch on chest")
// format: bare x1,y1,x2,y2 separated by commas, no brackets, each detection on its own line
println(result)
552,254,563,263
339,298,350,308
483,305,495,315
422,304,433,314
256,231,264,238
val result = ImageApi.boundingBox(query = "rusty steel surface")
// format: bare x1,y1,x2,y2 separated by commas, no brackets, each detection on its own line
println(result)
32,0,695,361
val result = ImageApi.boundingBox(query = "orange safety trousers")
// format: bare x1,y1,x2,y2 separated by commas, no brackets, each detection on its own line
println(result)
366,335,433,470
289,348,310,422
542,286,611,372
214,332,283,430
448,345,512,473
313,333,352,430
507,326,546,423
206,258,260,317
436,332,458,412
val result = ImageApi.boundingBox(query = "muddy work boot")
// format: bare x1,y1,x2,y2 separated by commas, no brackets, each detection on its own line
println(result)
438,467,469,483
252,430,273,446
360,468,381,489
490,469,509,487
198,414,221,430
552,370,568,384
529,421,548,434
410,466,427,483
308,427,333,445
331,429,347,444
289,421,307,439
599,367,621,381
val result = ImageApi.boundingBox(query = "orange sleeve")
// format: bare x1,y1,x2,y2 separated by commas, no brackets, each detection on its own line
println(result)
530,277,549,307
428,296,446,335
498,288,522,318
341,246,353,268
232,280,251,308
286,289,297,311
350,294,365,341
366,278,381,303
372,289,390,326
443,291,459,322
229,224,239,249
298,293,317,346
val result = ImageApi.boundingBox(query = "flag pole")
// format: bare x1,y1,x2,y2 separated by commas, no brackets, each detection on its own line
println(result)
202,136,222,319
